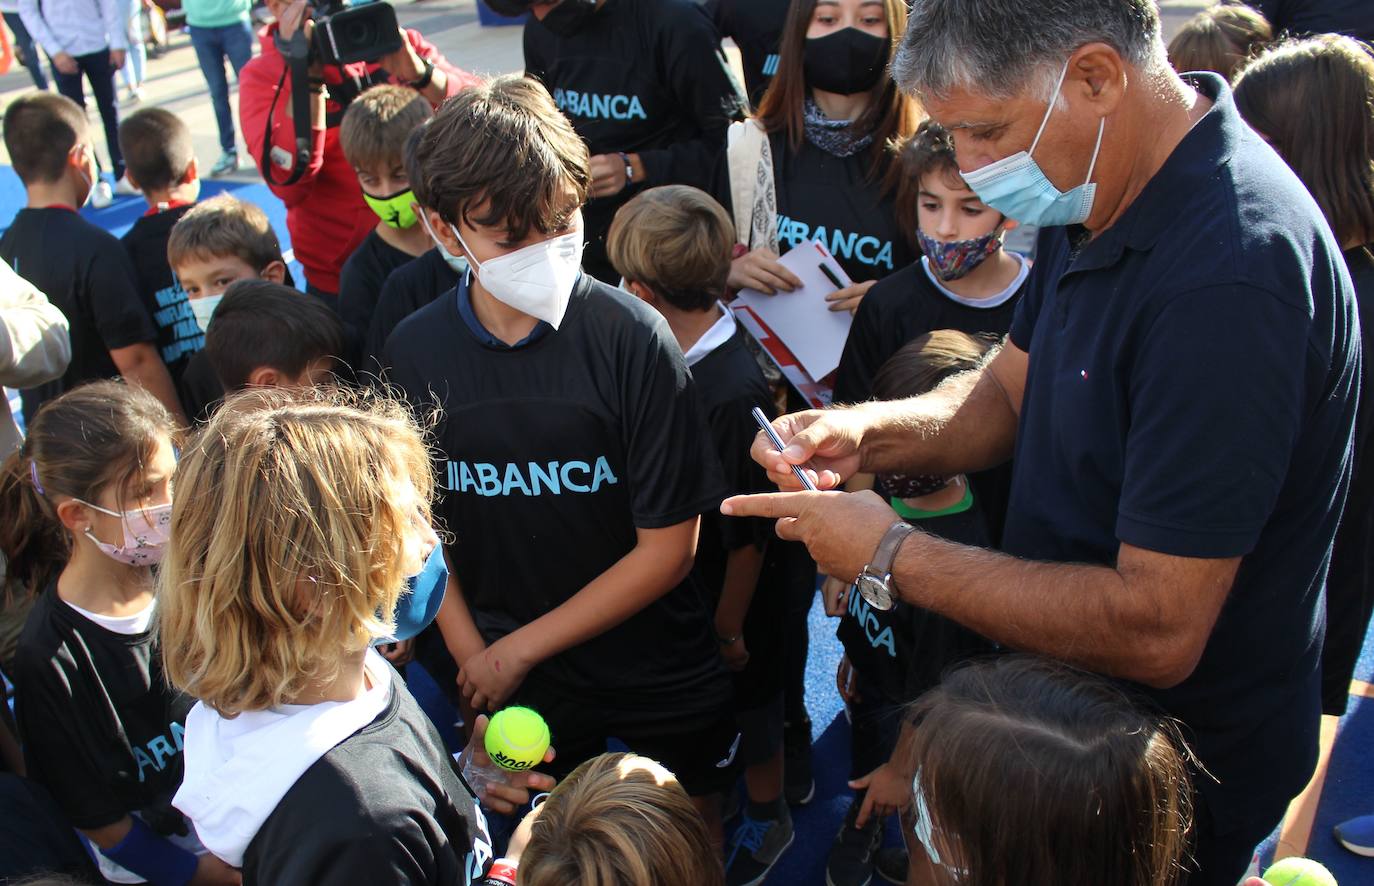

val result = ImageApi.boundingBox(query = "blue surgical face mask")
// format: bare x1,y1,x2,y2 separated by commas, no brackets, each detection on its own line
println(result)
959,61,1106,228
379,543,448,643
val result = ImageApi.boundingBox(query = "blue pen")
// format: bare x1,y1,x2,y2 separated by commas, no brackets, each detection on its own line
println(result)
752,406,818,491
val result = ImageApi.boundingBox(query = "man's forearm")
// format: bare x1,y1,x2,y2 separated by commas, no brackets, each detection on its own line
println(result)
854,360,1016,478
892,532,1188,688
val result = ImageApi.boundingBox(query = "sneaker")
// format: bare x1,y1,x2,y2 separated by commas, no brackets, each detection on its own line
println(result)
122,86,143,105
874,846,909,884
825,805,881,886
114,174,139,196
1335,813,1374,857
90,180,113,208
725,808,795,886
783,717,815,806
210,151,240,178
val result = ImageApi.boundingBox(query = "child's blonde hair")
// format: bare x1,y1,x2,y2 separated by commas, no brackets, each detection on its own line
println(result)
158,387,433,716
518,752,724,886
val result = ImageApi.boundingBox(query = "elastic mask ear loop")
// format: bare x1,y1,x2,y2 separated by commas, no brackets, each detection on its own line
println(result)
448,224,485,277
1082,116,1106,187
1028,61,1072,157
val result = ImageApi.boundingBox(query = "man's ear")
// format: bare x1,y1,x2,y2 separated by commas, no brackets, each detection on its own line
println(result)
259,260,288,284
55,498,91,535
246,366,282,388
429,209,466,258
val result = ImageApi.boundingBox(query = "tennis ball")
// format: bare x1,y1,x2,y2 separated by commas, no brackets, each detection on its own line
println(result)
1262,857,1338,886
484,706,550,773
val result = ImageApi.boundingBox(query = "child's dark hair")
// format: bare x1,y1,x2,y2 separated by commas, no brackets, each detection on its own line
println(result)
1167,3,1273,81
339,84,433,174
413,75,590,243
2,93,87,185
1234,35,1374,248
872,330,995,402
606,186,735,312
167,195,284,274
205,280,345,391
0,382,175,602
903,656,1193,886
894,120,963,241
118,107,195,194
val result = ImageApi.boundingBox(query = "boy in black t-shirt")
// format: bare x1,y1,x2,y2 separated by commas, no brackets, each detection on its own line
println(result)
834,120,1029,406
0,93,186,426
826,332,999,885
385,76,738,841
338,86,438,363
118,108,205,399
361,121,467,376
166,196,291,420
607,185,789,885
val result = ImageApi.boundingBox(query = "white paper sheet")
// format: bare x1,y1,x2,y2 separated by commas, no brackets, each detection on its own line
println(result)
733,239,855,381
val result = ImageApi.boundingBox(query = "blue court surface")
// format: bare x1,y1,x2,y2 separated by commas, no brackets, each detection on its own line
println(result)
4,163,1374,884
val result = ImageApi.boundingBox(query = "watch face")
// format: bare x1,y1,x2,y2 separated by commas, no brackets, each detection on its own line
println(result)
855,573,895,611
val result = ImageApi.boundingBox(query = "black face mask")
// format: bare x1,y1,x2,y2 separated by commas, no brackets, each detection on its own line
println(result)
536,0,599,37
803,27,889,96
482,0,534,16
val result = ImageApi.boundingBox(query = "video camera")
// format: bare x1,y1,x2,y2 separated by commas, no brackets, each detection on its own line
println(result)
309,0,403,66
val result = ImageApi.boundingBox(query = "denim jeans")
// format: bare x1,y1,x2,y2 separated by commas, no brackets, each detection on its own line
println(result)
188,20,254,154
3,11,49,90
52,49,123,179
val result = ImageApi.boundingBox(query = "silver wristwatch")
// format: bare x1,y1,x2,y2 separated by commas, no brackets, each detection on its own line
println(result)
854,521,916,611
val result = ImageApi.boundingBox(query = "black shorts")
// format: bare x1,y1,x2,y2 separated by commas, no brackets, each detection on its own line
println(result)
515,679,741,797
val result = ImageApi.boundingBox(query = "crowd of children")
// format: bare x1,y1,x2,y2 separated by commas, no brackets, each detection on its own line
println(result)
1,1,1372,884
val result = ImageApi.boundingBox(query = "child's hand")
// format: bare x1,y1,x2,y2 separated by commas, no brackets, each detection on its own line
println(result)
720,634,749,672
836,654,861,705
463,715,557,816
849,761,914,829
824,279,876,314
377,637,415,667
458,636,532,711
190,853,242,885
728,248,802,295
822,575,850,616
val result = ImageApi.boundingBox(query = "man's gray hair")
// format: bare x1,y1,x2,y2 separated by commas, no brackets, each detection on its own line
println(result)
892,0,1165,102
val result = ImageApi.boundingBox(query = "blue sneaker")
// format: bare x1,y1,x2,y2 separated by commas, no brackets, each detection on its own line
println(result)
1335,813,1374,856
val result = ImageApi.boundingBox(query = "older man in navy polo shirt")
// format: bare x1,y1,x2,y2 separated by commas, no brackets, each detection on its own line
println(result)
723,1,1359,883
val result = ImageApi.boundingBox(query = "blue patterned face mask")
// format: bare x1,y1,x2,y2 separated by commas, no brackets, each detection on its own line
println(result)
959,61,1105,228
916,227,1004,282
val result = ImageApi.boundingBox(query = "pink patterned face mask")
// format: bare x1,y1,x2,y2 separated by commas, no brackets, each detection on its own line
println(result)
917,227,1004,282
75,499,173,567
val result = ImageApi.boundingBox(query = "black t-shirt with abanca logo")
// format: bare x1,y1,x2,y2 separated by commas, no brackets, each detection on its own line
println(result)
384,274,730,720
524,0,746,279
14,586,193,833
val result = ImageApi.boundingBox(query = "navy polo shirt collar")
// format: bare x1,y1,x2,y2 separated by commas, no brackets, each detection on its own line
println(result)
1070,72,1239,273
455,270,554,350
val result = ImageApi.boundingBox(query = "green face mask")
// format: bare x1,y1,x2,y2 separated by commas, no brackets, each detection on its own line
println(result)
362,187,419,229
